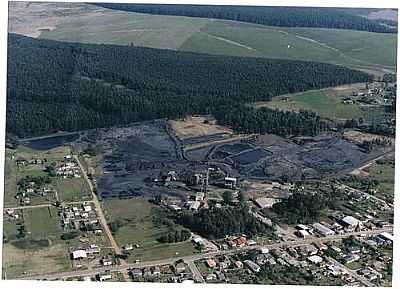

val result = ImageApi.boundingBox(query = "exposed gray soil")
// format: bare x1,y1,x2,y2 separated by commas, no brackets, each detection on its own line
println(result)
207,134,378,181
74,120,216,200
22,120,383,199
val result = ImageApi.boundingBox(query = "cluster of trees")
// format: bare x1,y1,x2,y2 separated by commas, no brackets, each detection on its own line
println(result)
150,206,192,243
272,191,331,224
18,175,51,188
222,191,234,204
339,175,379,191
16,224,27,239
360,123,395,137
178,203,272,239
109,219,125,233
60,230,80,240
158,229,191,243
257,265,315,286
44,162,58,177
214,105,329,137
96,4,396,33
359,137,393,152
7,34,371,137
382,73,397,83
343,118,395,137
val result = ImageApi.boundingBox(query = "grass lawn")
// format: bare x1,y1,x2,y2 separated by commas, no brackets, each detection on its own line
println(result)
4,149,18,207
53,177,91,202
2,242,71,279
346,261,363,270
24,207,61,240
4,144,92,206
40,11,208,50
366,161,395,203
254,89,385,121
3,221,20,241
180,20,396,75
103,198,198,262
3,204,111,279
36,8,396,76
181,21,340,63
280,27,397,69
2,206,74,279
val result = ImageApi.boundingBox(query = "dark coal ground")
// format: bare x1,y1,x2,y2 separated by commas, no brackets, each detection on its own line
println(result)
69,120,382,199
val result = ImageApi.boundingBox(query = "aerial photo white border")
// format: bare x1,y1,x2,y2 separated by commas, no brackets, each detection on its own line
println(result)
0,0,398,288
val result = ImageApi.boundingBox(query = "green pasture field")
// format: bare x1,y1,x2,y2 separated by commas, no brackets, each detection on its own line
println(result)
253,89,385,122
4,149,18,207
23,207,61,240
40,11,208,50
53,178,91,202
280,27,397,68
2,242,71,279
367,161,395,203
4,145,91,206
36,8,396,76
180,21,397,75
103,198,198,262
3,203,110,279
2,206,70,279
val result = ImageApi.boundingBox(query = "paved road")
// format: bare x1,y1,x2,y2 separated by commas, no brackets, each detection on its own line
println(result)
18,227,392,281
74,155,130,281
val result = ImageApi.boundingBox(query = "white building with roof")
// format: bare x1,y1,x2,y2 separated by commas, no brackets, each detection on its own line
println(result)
297,229,310,239
312,223,335,236
72,250,87,259
342,216,361,229
189,201,201,211
379,232,393,243
244,260,261,273
307,255,323,265
224,177,237,189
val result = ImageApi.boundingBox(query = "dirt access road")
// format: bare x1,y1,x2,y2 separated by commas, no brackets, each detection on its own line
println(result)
74,155,130,281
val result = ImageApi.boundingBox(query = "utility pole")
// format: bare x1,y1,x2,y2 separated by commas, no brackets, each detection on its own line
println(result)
202,168,209,197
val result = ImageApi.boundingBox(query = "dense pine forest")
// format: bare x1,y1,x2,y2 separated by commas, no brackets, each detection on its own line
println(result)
214,105,329,137
7,34,372,137
95,4,396,33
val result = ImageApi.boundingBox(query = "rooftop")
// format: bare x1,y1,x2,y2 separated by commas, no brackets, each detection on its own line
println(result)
342,215,361,226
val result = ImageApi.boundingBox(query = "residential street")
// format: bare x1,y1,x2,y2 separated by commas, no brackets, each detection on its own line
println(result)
18,227,392,281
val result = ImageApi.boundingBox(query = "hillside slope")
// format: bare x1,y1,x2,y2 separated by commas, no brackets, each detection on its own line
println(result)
95,4,396,33
9,3,396,75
